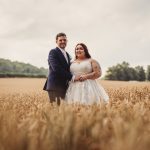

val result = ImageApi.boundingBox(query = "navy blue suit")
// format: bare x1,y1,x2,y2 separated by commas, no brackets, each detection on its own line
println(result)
43,47,72,100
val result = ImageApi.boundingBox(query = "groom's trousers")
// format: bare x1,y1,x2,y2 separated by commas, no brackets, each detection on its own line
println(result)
48,90,66,105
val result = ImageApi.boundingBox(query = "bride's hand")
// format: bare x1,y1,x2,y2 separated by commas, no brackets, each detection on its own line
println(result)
74,75,81,81
79,75,87,81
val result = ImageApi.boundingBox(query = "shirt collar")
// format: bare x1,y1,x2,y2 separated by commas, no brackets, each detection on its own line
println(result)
58,47,66,52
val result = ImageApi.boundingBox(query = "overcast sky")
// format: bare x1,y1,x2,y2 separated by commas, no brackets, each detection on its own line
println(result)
0,0,150,75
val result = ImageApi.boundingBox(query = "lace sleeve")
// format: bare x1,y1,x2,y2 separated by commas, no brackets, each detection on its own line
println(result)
85,59,102,79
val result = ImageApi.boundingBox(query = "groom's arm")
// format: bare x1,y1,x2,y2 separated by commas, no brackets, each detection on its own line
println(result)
48,50,72,80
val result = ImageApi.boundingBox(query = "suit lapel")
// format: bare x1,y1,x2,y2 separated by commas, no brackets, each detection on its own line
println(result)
56,47,69,66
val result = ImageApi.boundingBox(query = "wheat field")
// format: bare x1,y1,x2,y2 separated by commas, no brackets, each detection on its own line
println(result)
0,78,150,150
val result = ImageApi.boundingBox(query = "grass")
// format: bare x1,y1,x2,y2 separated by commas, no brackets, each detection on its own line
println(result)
0,78,150,150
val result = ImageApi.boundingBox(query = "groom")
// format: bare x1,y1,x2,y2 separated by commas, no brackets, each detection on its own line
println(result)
43,33,79,105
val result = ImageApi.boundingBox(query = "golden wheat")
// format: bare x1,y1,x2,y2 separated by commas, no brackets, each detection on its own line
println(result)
0,78,150,150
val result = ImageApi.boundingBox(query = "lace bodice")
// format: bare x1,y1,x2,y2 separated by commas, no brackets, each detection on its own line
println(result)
70,59,92,75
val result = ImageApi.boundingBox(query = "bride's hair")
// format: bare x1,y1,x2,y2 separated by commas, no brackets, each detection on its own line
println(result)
75,43,91,59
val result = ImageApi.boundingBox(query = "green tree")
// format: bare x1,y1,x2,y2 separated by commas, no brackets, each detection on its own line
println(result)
146,65,150,81
135,66,146,81
0,58,48,77
105,61,133,81
104,62,146,81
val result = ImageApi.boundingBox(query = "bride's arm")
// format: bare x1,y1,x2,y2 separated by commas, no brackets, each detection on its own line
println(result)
80,59,102,80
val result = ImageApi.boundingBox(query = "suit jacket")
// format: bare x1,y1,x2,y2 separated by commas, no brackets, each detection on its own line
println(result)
43,47,72,92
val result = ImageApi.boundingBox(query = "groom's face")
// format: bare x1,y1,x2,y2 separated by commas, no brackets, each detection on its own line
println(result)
56,36,67,49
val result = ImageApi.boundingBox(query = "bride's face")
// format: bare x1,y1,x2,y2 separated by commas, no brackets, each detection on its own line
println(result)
75,45,85,59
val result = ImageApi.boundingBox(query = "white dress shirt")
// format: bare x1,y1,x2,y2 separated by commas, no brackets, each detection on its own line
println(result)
58,47,76,82
58,47,68,63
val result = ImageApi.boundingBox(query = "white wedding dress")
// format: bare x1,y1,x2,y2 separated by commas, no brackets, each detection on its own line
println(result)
65,60,109,105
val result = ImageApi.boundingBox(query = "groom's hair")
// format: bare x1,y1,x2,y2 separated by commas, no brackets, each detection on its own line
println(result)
75,43,91,59
56,32,66,40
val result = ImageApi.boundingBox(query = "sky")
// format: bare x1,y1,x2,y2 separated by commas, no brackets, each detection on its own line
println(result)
0,0,150,75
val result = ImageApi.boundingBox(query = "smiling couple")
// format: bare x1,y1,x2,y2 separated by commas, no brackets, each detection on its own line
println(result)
43,32,109,105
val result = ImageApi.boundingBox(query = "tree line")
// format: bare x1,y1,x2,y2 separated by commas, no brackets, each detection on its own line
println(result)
0,58,149,81
0,58,48,78
104,61,150,81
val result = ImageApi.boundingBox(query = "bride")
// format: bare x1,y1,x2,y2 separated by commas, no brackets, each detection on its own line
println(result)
65,43,109,105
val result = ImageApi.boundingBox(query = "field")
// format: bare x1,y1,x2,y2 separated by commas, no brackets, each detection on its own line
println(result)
0,78,150,150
